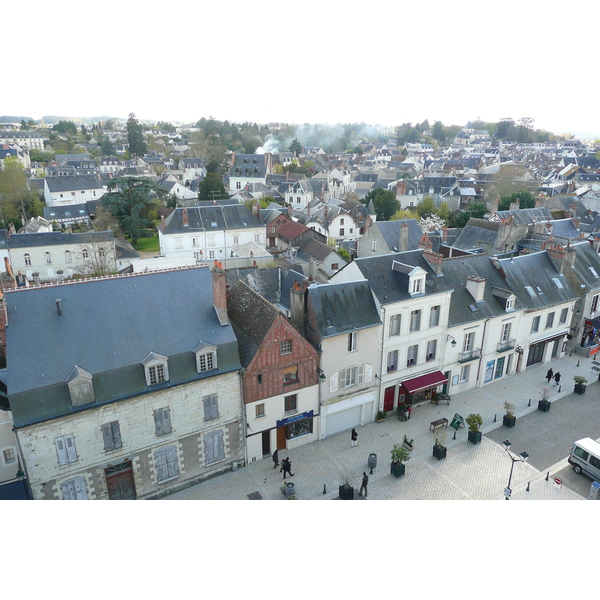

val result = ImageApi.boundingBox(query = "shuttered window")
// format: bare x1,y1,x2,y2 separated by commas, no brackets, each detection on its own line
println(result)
198,351,216,372
154,408,172,436
155,446,179,482
61,477,88,500
204,430,225,465
203,394,219,421
340,364,364,389
102,421,122,452
55,434,78,466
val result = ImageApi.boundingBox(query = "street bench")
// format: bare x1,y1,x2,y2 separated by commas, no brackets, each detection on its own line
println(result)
432,394,451,406
430,418,448,433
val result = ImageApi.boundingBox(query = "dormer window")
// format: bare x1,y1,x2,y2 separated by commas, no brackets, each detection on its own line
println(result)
411,277,423,295
66,366,95,407
195,341,218,373
143,352,169,386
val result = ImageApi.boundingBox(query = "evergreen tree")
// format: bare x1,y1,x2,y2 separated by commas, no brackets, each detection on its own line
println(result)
126,113,148,157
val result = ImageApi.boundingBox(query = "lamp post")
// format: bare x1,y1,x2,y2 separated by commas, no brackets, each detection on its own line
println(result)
502,440,528,500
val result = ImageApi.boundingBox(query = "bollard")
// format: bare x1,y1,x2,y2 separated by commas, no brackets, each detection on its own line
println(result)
453,430,456,440
493,414,497,422
323,484,326,495
577,360,580,367
528,398,531,407
545,472,549,481
526,482,530,492
558,385,561,393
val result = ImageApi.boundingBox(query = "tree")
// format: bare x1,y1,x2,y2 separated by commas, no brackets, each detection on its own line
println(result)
431,121,446,143
52,120,78,136
198,173,228,201
101,176,166,246
126,113,148,158
497,191,536,211
363,188,399,221
416,196,437,218
74,233,117,277
289,138,303,156
0,157,39,226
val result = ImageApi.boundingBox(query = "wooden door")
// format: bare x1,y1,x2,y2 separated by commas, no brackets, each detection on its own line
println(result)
105,462,136,500
277,426,287,450
383,386,395,412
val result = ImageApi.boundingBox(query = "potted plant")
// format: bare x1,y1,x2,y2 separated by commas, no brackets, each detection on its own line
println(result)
337,466,354,500
465,413,483,444
538,387,552,412
403,434,414,451
433,429,447,460
391,444,411,478
573,375,588,394
503,401,516,428
376,409,387,423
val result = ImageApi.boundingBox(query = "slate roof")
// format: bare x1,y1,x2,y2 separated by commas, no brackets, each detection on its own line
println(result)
297,239,337,264
307,280,380,338
374,219,424,252
494,252,579,311
564,241,600,291
453,219,500,251
162,204,263,235
44,174,104,192
5,267,240,426
44,203,93,222
492,207,553,225
7,231,113,248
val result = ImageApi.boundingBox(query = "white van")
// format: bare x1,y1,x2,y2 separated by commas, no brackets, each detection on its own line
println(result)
568,438,600,482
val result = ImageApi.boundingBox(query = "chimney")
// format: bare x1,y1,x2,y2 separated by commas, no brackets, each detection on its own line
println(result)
423,250,443,275
4,257,13,278
547,244,566,273
212,261,229,326
287,203,292,218
399,222,409,252
396,180,407,195
182,207,188,227
535,192,545,208
0,297,7,355
418,234,432,252
324,204,328,220
55,299,63,316
290,280,305,334
466,276,485,302
160,215,165,232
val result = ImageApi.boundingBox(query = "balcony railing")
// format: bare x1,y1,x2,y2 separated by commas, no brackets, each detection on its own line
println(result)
458,348,481,363
497,338,516,353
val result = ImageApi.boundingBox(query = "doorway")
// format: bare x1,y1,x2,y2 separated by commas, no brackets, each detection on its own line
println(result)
261,430,271,457
105,461,136,500
277,426,287,450
383,385,395,412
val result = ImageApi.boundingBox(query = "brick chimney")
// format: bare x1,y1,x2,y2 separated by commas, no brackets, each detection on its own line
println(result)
418,234,432,252
399,222,409,252
212,261,229,326
423,249,443,275
466,275,486,302
396,180,407,195
290,280,305,334
182,207,188,227
546,244,566,273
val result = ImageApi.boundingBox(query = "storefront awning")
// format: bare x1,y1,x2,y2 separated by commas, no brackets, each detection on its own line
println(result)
402,371,448,394
531,330,568,346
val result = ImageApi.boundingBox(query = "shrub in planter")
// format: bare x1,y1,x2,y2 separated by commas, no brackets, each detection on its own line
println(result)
573,375,588,394
391,444,411,477
403,435,414,451
376,409,387,423
538,387,552,412
433,429,447,460
503,401,516,428
465,413,483,444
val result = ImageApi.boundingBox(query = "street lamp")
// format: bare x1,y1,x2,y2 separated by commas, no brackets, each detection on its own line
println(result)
502,440,529,500
446,334,457,348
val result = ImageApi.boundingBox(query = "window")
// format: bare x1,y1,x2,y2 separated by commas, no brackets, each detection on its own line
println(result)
531,315,540,333
82,248,89,259
331,263,339,270
501,322,511,342
154,408,172,436
236,181,241,190
573,446,588,460
340,218,345,226
45,252,52,264
204,430,225,465
387,350,398,372
389,314,401,336
149,363,166,385
506,297,515,311
254,233,260,243
559,308,568,325
411,278,423,294
207,235,215,247
143,353,169,386
409,310,421,332
155,446,179,482
2,448,16,465
348,331,357,352
339,228,345,236
429,305,440,327
175,238,183,250
495,356,505,379
460,364,470,383
102,421,122,452
67,368,95,407
286,416,313,439
197,350,217,373
209,250,215,259
545,312,555,329
192,237,198,247
426,339,437,361
55,434,78,466
283,366,298,384
340,365,364,389
463,332,474,352
280,340,292,355
233,235,239,245
257,374,262,385
372,239,377,251
65,250,72,263
24,253,31,266
203,393,219,421
284,394,297,413
591,295,599,313
407,345,418,366
255,403,265,418
61,477,88,500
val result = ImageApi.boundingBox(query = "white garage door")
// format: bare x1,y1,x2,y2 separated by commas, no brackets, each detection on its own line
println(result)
325,405,362,438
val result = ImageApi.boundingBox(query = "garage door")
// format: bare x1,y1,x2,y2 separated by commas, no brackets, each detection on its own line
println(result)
325,405,362,438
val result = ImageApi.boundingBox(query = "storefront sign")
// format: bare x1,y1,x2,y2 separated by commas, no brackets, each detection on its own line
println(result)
450,413,464,430
277,410,313,427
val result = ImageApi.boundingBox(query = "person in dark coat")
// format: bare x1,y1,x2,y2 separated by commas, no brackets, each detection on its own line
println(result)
351,428,358,447
272,449,279,469
282,457,294,479
546,368,553,383
553,372,561,387
359,472,368,497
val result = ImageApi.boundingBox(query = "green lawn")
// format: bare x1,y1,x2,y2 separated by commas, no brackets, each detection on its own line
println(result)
133,237,160,252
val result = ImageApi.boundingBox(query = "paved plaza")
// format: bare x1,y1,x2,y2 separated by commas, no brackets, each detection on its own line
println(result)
164,352,600,501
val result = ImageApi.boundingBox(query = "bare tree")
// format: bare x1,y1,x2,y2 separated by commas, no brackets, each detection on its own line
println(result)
74,232,117,277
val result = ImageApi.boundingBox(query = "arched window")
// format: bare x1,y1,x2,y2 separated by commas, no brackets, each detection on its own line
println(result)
24,253,31,266
45,252,52,264
82,248,89,259
99,248,105,258
65,250,72,263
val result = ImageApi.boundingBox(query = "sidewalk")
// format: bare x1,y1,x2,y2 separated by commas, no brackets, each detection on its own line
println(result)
164,353,598,500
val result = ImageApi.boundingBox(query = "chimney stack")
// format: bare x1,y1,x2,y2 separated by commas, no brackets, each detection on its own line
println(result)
547,244,566,273
418,234,433,252
290,280,305,334
423,250,443,275
55,299,63,316
182,207,188,227
399,222,409,252
4,257,13,278
212,261,229,326
466,276,485,302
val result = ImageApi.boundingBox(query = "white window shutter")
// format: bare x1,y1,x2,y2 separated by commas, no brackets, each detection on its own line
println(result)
154,410,164,436
55,437,68,465
365,364,373,382
65,435,77,463
102,424,113,451
330,372,338,393
166,447,179,477
61,480,76,499
163,409,171,434
111,422,122,449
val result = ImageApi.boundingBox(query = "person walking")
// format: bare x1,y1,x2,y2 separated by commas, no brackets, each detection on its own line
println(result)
282,457,294,479
359,472,368,497
546,367,553,383
407,405,412,420
351,428,358,447
272,449,279,469
553,371,561,387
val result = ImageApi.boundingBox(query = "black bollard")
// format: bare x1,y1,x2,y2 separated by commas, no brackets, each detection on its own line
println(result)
528,398,531,407
493,414,497,422
323,484,326,495
453,430,456,440
545,472,549,481
558,385,561,393
526,482,530,492
577,360,580,367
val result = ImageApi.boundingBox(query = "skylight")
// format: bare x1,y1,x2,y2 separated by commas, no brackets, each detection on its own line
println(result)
552,278,563,289
525,285,537,298
590,267,598,278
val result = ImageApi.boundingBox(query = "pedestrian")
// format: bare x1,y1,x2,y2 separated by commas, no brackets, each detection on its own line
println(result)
407,405,412,420
553,371,561,387
282,457,294,479
359,472,368,497
272,449,279,469
546,367,553,383
351,428,358,447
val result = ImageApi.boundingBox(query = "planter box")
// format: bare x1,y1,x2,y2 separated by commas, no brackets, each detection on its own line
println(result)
468,431,482,444
391,463,405,478
574,384,587,395
538,399,551,412
433,445,447,460
338,484,354,500
503,415,516,428
403,441,414,451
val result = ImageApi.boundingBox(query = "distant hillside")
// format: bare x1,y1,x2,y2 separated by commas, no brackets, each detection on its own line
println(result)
41,115,121,125
0,116,34,123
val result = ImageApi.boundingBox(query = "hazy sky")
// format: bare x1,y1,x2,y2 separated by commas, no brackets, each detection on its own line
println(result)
4,0,599,138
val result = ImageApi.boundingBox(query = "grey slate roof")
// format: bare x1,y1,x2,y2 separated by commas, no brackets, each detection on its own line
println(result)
375,219,424,252
7,231,113,248
492,207,552,226
162,204,264,235
44,174,105,192
453,219,500,251
5,267,240,426
307,280,380,338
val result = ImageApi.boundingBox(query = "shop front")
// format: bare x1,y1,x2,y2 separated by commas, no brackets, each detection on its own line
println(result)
276,410,315,450
526,331,568,367
398,370,448,407
321,390,376,438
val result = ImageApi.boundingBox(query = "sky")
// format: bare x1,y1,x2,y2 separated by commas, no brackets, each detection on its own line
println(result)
4,0,600,139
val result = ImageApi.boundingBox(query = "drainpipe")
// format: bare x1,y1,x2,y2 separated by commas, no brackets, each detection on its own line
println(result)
475,318,490,386
13,427,33,500
238,368,248,467
377,305,386,411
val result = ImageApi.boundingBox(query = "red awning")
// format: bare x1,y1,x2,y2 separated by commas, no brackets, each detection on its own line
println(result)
402,371,448,394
